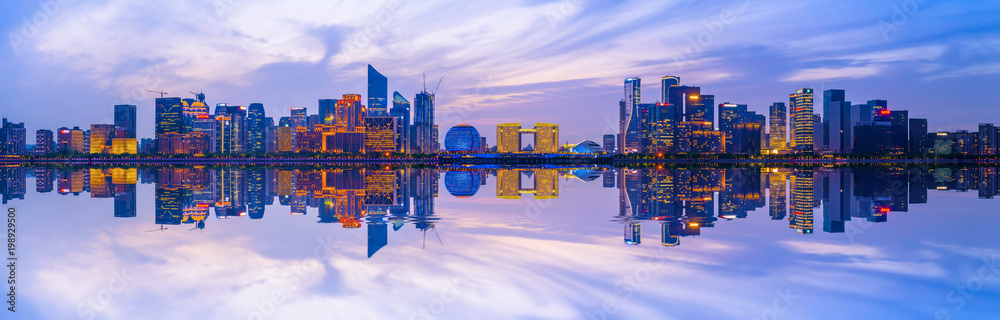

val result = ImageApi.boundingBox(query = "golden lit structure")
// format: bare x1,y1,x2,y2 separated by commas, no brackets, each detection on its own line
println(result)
364,117,397,153
278,126,295,152
111,138,138,155
496,123,559,153
495,169,560,199
497,123,521,153
89,124,116,154
534,123,559,153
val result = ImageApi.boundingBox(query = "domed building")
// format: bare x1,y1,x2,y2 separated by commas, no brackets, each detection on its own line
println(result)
444,124,482,152
444,171,481,198
563,140,604,154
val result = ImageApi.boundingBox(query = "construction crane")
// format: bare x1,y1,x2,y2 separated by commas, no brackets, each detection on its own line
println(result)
188,90,205,102
422,73,444,95
146,90,168,98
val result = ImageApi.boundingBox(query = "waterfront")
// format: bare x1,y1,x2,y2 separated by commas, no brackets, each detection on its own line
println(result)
2,165,1000,319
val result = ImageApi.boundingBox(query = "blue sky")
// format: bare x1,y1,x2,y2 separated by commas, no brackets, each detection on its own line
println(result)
2,0,1000,144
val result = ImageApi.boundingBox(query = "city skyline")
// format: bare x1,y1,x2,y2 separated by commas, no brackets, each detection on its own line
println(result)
3,1,1000,145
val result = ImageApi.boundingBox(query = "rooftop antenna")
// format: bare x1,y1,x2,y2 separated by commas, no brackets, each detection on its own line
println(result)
146,90,168,98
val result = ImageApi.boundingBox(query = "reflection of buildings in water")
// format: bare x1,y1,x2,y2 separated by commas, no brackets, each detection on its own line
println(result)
1,167,26,203
495,169,559,200
444,171,481,198
790,169,814,234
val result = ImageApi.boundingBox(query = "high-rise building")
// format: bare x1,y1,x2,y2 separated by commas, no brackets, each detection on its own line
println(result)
621,77,641,153
155,97,184,144
319,99,338,125
57,127,85,153
497,123,521,153
909,118,928,155
0,118,26,156
534,123,559,153
979,123,997,155
661,75,680,104
769,102,787,151
367,64,388,117
890,111,909,155
290,107,307,128
89,124,117,154
34,129,54,155
790,88,814,152
812,114,823,153
390,92,411,154
603,134,616,153
364,117,397,153
869,100,890,122
414,91,435,153
689,94,714,127
718,103,746,152
822,89,848,153
114,104,137,139
247,103,266,153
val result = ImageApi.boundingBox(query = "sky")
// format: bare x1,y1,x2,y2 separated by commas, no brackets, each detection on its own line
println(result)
2,0,1000,145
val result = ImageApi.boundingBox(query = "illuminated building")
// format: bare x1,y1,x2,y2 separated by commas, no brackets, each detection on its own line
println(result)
769,103,787,151
155,97,184,146
185,132,210,155
444,171,481,198
444,124,481,152
603,134,616,153
718,103,746,152
296,127,323,152
364,117,397,153
114,104,137,139
368,65,388,116
158,133,187,154
319,99,338,125
868,100,889,122
790,88,814,152
247,103,266,153
34,168,54,193
278,126,295,152
414,91,435,153
389,92,411,153
677,121,724,154
790,169,814,234
887,110,909,155
0,118,26,156
533,123,558,153
291,107,307,128
89,124,116,154
495,169,559,199
35,129,54,155
910,119,928,154
769,171,787,220
621,77,641,153
625,222,641,245
734,121,762,154
191,116,216,151
496,123,521,153
661,75,679,104
155,187,186,225
111,138,138,155
979,123,996,155
214,115,235,153
822,89,848,152
496,170,522,199
215,104,246,153
564,140,604,154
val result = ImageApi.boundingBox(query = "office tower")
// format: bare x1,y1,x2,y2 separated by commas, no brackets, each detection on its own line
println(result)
263,117,276,153
734,117,763,155
389,92,411,153
979,123,997,155
247,103,266,153
822,89,848,152
790,88,814,152
0,118,26,156
155,97,184,143
414,91,435,153
661,75,680,103
35,129,54,155
114,104,137,139
295,127,322,152
290,107,307,128
277,126,294,152
769,103,787,151
215,104,246,153
603,134,616,153
364,117,397,153
690,94,714,127
319,99,338,125
890,111,909,155
497,123,521,153
89,124,116,154
909,119,928,154
868,100,890,121
621,77,641,153
718,103,747,152
367,65,388,117
432,124,440,151
812,114,822,152
534,124,559,153
191,116,216,152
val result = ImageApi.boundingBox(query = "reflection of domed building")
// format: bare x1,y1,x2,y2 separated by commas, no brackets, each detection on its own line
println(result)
444,171,481,198
445,124,482,152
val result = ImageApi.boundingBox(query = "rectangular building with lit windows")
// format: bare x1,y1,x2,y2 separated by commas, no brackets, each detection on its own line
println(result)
364,117,397,153
790,88,814,152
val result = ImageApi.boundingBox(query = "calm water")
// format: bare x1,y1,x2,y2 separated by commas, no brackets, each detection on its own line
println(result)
3,166,1000,319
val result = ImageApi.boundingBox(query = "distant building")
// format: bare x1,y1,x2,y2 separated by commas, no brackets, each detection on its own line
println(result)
155,97,184,146
790,88,814,152
247,103,266,153
389,92,411,154
413,91,436,153
291,107,307,128
603,134,616,153
979,123,997,155
909,119,928,154
114,104,137,138
35,129,54,155
769,102,787,151
1,118,27,156
89,124,117,154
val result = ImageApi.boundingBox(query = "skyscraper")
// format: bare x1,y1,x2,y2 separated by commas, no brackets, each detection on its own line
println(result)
603,134,616,153
35,129,54,155
769,102,787,151
389,92,411,154
247,103,266,153
790,88,814,152
155,97,184,144
497,123,521,153
909,118,928,155
822,89,847,152
89,124,116,154
216,104,247,153
621,77,641,153
718,103,747,152
0,118,26,156
290,107,307,128
979,123,996,155
414,91,435,153
319,99,338,125
114,104,137,139
661,75,680,104
534,123,559,153
367,64,388,117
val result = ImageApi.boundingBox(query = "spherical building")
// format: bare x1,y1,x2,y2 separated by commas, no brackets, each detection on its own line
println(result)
444,124,482,152
444,171,481,198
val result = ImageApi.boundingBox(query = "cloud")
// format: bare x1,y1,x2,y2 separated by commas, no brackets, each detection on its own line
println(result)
781,65,884,82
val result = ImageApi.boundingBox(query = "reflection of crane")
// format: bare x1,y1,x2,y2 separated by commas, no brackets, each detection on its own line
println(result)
146,90,168,98
145,225,168,232
422,226,443,250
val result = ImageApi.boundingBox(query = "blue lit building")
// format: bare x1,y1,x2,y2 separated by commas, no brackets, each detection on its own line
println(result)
444,171,481,198
389,92,411,153
367,65,388,117
444,124,482,152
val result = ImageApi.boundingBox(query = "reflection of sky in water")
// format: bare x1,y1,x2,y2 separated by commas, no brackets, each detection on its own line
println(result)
7,167,1000,319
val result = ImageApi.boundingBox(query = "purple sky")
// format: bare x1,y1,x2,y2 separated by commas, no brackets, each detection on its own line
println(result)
2,0,999,145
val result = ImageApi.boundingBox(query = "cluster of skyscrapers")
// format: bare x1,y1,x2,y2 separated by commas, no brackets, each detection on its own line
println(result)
612,75,1000,156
